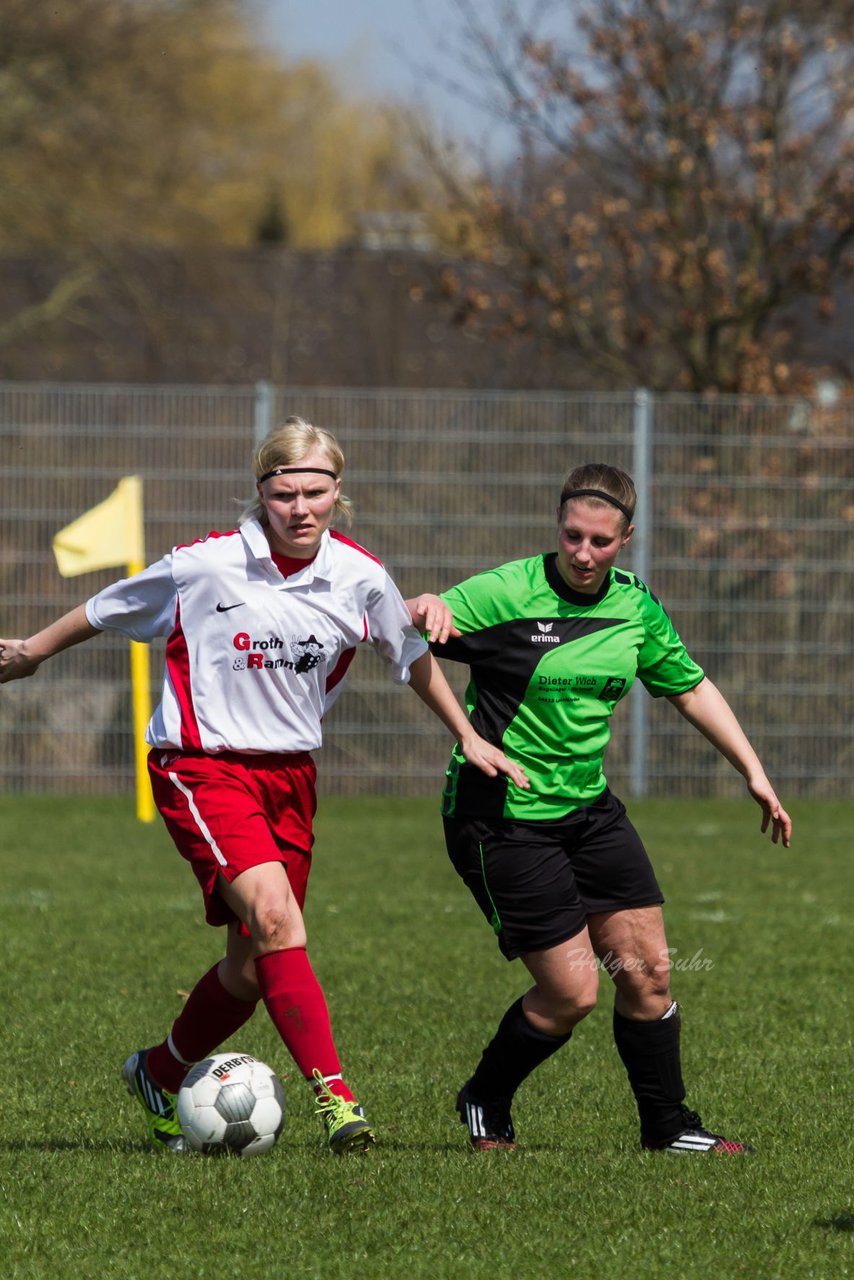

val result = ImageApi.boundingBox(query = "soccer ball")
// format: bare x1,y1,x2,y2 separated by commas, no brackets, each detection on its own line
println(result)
177,1053,285,1157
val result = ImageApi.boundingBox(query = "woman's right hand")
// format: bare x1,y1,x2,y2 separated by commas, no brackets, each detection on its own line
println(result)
0,639,40,683
0,607,100,684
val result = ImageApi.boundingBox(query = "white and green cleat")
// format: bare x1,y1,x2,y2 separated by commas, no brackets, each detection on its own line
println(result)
122,1049,186,1153
312,1069,375,1154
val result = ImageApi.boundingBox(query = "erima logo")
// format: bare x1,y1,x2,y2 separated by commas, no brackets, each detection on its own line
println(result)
531,621,559,644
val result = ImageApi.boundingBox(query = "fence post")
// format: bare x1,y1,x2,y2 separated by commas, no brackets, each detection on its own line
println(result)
253,380,273,446
630,388,653,798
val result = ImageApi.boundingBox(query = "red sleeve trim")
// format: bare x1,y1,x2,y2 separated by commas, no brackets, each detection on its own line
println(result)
329,528,383,566
174,529,240,552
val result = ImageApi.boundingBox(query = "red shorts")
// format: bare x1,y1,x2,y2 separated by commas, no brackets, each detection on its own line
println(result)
148,748,317,927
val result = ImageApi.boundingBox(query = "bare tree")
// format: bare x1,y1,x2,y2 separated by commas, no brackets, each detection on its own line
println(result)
428,0,854,392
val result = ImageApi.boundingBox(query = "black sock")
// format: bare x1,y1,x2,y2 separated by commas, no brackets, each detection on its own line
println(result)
613,1001,687,1142
468,996,572,1101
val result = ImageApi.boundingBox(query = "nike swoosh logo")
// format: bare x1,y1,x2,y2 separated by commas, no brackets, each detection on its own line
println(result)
216,602,245,612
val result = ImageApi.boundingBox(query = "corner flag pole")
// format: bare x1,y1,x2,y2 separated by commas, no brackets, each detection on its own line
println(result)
121,478,155,824
52,475,155,823
127,583,156,824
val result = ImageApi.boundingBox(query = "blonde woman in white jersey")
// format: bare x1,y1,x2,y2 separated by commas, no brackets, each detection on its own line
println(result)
0,417,527,1154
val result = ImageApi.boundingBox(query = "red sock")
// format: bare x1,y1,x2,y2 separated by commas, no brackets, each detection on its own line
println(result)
146,963,258,1093
254,947,354,1101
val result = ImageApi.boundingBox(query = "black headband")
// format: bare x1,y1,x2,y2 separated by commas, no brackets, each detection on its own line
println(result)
559,488,634,521
258,466,338,484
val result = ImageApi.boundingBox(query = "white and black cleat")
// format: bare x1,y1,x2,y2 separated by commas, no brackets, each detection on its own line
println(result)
456,1081,516,1152
643,1108,753,1155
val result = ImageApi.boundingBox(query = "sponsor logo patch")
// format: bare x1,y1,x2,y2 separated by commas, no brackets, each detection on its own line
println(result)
231,631,325,674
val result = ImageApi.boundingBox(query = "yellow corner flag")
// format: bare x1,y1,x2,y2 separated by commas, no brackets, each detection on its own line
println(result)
52,475,144,577
52,477,155,824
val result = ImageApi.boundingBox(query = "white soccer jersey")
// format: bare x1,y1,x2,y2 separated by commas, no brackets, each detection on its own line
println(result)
85,518,428,754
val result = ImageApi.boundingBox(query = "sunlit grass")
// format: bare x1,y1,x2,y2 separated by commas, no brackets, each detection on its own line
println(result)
0,795,850,1279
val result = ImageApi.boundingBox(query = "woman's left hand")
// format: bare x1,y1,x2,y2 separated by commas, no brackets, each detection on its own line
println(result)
747,776,792,847
458,729,530,790
407,594,458,644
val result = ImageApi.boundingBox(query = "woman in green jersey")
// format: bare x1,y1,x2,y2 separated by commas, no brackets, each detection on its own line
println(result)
409,462,791,1156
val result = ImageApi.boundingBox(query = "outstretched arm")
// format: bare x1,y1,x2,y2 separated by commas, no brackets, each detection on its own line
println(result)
667,677,792,846
0,605,101,683
407,651,529,790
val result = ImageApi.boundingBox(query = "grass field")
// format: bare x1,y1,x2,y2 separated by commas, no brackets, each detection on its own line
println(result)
0,793,850,1280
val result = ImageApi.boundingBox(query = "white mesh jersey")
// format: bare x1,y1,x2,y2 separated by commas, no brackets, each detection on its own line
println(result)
85,518,428,754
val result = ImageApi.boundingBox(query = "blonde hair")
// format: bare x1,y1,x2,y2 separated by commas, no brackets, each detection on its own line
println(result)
240,416,353,527
559,463,636,531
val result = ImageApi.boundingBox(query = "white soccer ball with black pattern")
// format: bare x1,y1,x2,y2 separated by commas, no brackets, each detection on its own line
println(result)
177,1053,285,1157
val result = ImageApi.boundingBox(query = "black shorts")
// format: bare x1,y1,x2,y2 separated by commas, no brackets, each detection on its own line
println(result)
443,789,663,960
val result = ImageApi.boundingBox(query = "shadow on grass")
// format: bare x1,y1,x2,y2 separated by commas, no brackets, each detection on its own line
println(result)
813,1211,854,1232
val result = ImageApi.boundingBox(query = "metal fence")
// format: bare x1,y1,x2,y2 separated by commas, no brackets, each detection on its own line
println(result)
1,382,851,801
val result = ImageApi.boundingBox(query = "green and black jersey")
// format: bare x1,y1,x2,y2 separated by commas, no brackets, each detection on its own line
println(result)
436,553,704,821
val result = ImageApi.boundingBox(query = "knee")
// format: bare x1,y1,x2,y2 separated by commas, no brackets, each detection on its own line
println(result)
575,955,601,1016
611,959,672,1017
251,896,305,953
550,992,597,1036
568,981,599,1026
529,975,599,1036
